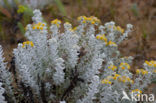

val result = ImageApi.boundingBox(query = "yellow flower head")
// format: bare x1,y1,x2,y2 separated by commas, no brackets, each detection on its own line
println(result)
117,75,133,84
141,69,148,75
77,16,100,24
101,79,112,85
145,60,156,67
118,76,126,83
96,34,107,43
136,69,148,75
136,69,141,74
51,19,61,27
107,41,117,47
22,41,34,48
116,26,124,33
126,77,131,82
32,22,45,30
119,62,130,70
108,65,117,71
106,74,120,80
114,74,120,77
132,89,142,94
73,27,77,31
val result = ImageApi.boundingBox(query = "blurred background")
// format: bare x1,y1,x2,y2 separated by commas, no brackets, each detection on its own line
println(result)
0,0,156,68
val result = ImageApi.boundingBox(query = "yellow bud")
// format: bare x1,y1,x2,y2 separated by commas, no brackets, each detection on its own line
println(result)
40,27,43,30
121,67,125,70
96,35,102,40
91,21,95,24
114,74,120,77
51,19,61,25
113,77,117,80
36,26,40,29
108,65,117,71
38,22,42,26
136,69,140,74
26,41,30,45
126,77,131,82
116,26,124,33
141,70,148,75
29,41,34,47
108,81,112,84
73,27,77,31
82,20,86,24
119,63,130,70
33,26,36,30
22,45,25,48
108,41,117,47
122,79,126,83
42,24,45,26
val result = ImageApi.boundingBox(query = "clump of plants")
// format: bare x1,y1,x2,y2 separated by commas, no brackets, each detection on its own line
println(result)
0,9,155,103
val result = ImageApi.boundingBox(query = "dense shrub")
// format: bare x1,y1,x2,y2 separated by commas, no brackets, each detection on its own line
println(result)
0,10,155,103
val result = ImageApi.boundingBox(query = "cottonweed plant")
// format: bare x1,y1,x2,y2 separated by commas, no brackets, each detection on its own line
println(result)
0,9,155,103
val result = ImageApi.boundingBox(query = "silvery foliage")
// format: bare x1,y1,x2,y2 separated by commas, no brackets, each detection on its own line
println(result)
14,9,131,102
60,101,66,103
131,62,156,91
0,45,15,102
0,82,7,103
0,9,155,103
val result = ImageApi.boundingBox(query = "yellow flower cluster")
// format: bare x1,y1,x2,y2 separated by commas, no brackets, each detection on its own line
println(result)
118,76,134,84
96,34,117,47
32,22,45,30
96,34,107,42
108,25,124,34
73,26,77,31
108,65,117,71
132,89,142,94
101,79,112,85
103,74,134,84
145,60,156,67
136,69,148,75
51,19,61,27
107,41,117,47
107,74,120,80
153,70,156,73
119,62,130,70
77,16,100,24
116,26,124,33
22,41,34,48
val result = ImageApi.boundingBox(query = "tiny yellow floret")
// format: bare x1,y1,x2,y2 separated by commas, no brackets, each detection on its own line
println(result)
51,19,61,27
136,69,140,74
